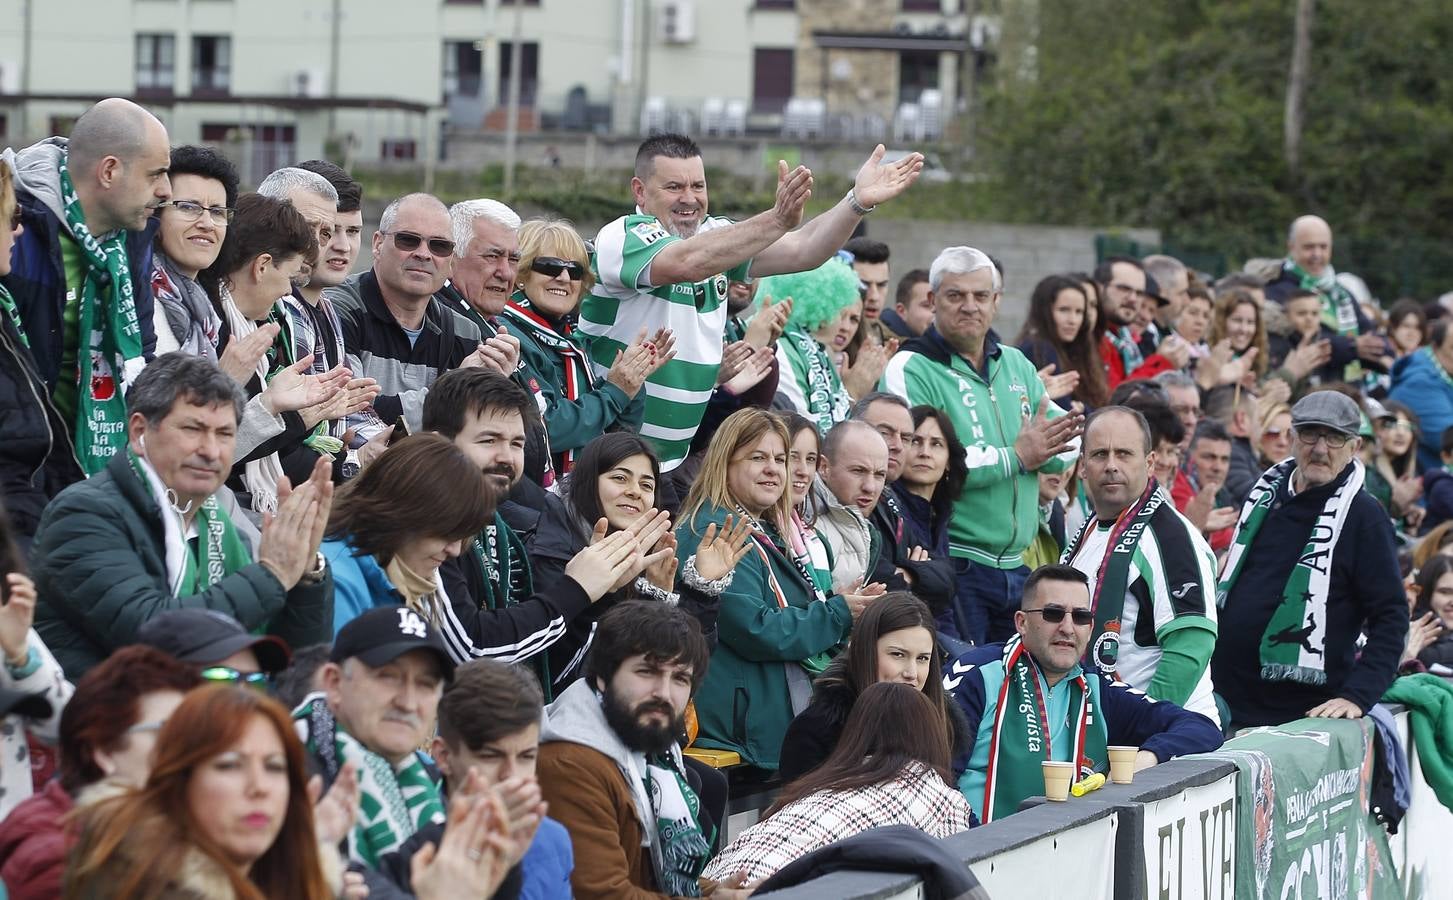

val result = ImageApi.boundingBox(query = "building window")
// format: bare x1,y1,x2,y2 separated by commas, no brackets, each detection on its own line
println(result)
499,0,541,5
381,139,418,161
898,49,940,105
901,0,942,10
443,40,483,99
136,34,176,96
192,35,232,97
201,123,296,179
752,47,794,113
754,0,794,8
498,42,539,106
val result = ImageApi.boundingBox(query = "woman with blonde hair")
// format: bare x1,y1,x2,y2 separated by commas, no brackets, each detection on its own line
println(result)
674,408,881,771
65,685,343,900
502,218,672,475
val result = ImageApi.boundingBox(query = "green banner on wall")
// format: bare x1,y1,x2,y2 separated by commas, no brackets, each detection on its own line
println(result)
1204,719,1404,900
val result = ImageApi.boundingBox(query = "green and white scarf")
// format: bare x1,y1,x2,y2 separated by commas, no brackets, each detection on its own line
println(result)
129,450,252,595
1217,457,1364,686
644,753,712,896
0,283,27,347
501,293,593,473
981,636,1107,824
295,693,446,868
781,326,850,435
60,157,144,475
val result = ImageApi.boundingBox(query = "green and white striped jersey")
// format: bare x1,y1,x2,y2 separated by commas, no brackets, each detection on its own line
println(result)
578,213,751,472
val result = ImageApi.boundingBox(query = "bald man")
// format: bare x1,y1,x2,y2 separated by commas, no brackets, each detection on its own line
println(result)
5,97,173,478
324,192,490,436
1264,214,1388,383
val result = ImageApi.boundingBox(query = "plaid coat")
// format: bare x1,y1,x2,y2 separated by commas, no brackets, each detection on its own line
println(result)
703,761,974,884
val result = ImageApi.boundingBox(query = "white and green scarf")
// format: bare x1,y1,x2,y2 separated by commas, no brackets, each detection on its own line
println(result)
60,156,144,475
1285,259,1362,382
129,449,252,595
295,693,446,868
644,753,712,896
780,326,850,435
1217,457,1364,686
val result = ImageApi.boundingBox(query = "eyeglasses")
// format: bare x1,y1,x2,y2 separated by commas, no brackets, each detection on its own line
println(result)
162,200,235,225
1024,605,1095,626
1108,282,1147,299
1293,427,1352,449
1377,419,1414,432
381,230,456,258
200,666,271,692
1262,427,1286,438
530,256,586,281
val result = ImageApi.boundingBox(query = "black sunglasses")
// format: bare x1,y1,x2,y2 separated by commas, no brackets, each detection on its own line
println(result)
382,230,455,258
531,256,585,281
1024,605,1095,626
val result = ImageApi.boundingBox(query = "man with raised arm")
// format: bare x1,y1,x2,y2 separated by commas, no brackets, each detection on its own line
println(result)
578,133,923,483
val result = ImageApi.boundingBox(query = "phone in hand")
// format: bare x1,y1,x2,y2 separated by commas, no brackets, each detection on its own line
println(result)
387,416,411,446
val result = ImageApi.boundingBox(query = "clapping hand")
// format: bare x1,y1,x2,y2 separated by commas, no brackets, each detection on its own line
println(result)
410,786,516,900
308,762,360,848
1013,395,1084,471
643,532,680,592
694,515,755,582
262,357,349,416
744,295,792,349
218,322,280,385
0,573,36,666
842,338,898,400
717,341,755,386
770,161,814,232
840,579,888,618
1402,611,1443,666
1037,363,1080,401
722,346,775,396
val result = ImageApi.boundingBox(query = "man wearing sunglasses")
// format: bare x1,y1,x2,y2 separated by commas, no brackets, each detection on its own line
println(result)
944,565,1223,824
579,133,925,481
1061,406,1220,727
327,193,514,439
1212,391,1408,731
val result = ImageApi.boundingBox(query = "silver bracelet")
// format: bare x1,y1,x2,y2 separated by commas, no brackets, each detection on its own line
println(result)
681,555,733,596
846,188,876,216
633,577,680,606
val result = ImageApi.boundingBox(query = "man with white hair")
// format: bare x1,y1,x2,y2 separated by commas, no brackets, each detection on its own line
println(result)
440,198,522,335
881,246,1083,648
1264,214,1388,383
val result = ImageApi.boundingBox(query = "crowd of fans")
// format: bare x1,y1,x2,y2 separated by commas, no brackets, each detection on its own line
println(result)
0,96,1430,897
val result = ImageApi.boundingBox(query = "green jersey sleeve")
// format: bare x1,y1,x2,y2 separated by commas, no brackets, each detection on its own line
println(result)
594,214,680,291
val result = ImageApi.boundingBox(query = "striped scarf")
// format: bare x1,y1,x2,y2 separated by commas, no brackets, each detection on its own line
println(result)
501,295,593,473
294,693,445,868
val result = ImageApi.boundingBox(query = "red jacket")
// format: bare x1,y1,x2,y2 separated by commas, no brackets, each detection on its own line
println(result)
1099,333,1176,389
0,779,72,900
1170,469,1233,552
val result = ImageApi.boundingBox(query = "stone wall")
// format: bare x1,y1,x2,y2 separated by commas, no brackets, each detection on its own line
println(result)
794,0,899,124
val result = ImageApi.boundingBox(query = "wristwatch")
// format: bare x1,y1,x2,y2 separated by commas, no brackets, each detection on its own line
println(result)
846,188,877,217
299,551,328,585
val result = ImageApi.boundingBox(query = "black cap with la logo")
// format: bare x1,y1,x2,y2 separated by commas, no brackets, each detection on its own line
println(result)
329,606,456,681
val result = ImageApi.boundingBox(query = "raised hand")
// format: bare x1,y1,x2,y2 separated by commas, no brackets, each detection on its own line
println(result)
841,338,897,400
1283,339,1333,380
643,531,680,591
744,294,792,349
218,322,280,385
308,762,360,848
262,358,349,416
257,470,323,589
410,789,515,900
716,341,755,386
852,144,924,208
722,345,775,396
1012,395,1084,471
491,774,547,868
1204,506,1238,532
0,573,36,666
566,524,644,602
606,329,660,397
694,515,755,582
1036,363,1080,401
1402,611,1443,666
841,580,888,618
1156,334,1191,370
771,160,814,232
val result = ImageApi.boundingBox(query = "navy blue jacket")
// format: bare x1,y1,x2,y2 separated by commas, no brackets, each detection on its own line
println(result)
1210,463,1408,726
3,186,158,391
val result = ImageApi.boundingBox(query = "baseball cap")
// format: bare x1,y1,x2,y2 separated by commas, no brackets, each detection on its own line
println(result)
137,609,291,674
1144,272,1168,306
1291,391,1363,437
329,606,455,681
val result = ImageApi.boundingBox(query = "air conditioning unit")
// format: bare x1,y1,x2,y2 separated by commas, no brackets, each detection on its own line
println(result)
658,0,695,44
292,68,326,99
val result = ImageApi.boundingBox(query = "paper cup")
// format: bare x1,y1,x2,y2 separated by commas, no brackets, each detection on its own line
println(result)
1107,746,1139,784
1042,761,1075,801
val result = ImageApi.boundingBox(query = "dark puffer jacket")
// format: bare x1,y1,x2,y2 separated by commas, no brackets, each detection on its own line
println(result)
30,452,333,677
0,308,82,544
777,656,973,785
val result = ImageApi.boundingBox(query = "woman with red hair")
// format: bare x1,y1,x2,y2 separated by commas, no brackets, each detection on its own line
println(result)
64,685,340,900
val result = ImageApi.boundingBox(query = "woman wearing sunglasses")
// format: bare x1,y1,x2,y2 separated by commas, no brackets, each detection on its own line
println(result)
501,219,671,475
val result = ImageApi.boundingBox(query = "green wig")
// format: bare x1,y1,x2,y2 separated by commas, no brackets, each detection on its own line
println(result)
757,258,862,333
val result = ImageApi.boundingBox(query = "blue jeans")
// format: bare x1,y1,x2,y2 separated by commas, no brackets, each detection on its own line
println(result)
948,557,1030,646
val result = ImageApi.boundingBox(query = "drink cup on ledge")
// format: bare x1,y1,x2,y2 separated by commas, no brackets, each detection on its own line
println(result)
1042,760,1075,801
1107,746,1139,784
